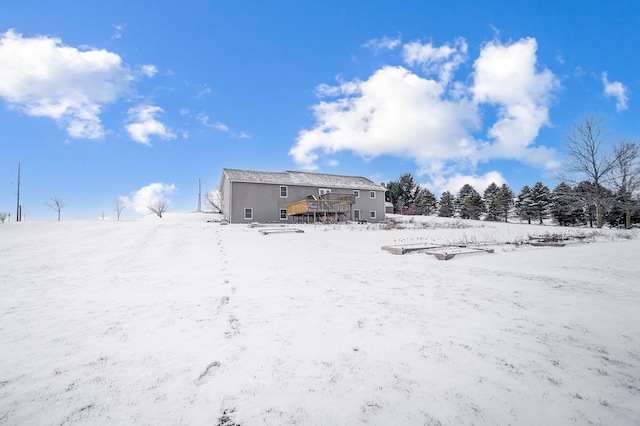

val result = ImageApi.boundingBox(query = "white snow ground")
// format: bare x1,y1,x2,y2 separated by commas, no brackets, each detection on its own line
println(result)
1,214,639,425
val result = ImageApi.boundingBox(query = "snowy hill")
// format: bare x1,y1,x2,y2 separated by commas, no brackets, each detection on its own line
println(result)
1,214,639,425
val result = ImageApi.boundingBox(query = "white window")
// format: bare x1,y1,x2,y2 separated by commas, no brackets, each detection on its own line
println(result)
370,191,376,199
280,209,287,220
354,209,361,221
353,190,360,198
319,188,331,196
280,186,288,198
370,211,376,219
244,208,253,220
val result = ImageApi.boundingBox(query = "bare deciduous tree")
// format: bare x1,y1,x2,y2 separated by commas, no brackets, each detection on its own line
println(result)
113,197,126,221
45,195,68,221
610,141,640,228
147,199,168,218
0,211,8,223
204,190,222,213
562,116,624,228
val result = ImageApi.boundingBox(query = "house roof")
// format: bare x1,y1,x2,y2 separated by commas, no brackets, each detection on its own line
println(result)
222,168,385,191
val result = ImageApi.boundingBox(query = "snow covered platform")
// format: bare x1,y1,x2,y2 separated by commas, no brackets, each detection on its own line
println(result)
258,228,305,235
382,243,494,260
381,243,442,255
422,246,495,260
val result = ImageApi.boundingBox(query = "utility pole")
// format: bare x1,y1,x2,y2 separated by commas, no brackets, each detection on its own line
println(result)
197,178,202,212
16,162,21,222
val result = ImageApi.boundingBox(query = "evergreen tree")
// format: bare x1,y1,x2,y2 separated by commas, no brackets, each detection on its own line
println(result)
455,184,484,220
385,173,420,214
382,181,400,213
610,142,640,228
438,191,455,217
529,182,551,224
599,186,616,226
607,189,629,227
575,181,596,227
415,187,438,215
516,185,534,224
483,182,501,221
550,182,582,226
609,189,640,228
497,184,515,222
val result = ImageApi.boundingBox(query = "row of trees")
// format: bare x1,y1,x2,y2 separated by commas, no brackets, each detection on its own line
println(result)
384,175,640,228
384,117,640,228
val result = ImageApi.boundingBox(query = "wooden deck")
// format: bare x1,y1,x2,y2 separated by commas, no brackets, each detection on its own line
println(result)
286,199,351,215
286,194,355,216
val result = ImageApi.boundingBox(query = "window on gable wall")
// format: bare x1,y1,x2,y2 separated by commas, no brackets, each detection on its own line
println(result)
354,190,360,198
280,209,287,220
370,191,376,199
280,186,288,197
244,208,253,220
370,211,376,219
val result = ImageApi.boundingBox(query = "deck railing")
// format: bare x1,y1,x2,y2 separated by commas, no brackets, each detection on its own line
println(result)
286,194,355,216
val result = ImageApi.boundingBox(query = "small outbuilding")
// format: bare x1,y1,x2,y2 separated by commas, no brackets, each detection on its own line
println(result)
385,202,394,214
219,168,387,224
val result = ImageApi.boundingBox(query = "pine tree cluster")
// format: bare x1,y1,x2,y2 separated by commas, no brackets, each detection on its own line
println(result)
383,173,640,227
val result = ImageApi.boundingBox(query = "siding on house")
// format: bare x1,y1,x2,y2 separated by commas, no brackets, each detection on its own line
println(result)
219,169,387,223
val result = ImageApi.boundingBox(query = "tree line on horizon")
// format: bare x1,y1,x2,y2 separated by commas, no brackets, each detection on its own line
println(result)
383,117,640,229
383,175,639,228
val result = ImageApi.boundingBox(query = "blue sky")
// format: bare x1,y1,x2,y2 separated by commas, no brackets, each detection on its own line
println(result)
1,1,638,220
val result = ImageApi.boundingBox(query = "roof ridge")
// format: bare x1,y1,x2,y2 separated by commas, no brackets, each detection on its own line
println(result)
222,168,384,190
284,170,369,179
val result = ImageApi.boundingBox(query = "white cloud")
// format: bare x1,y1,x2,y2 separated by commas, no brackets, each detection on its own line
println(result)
198,112,251,138
111,24,125,40
119,183,176,215
141,64,158,77
290,37,560,190
0,29,133,139
402,37,467,84
435,171,506,195
196,86,212,99
198,113,229,131
289,65,479,173
363,35,401,53
602,72,628,112
126,105,176,145
472,38,559,168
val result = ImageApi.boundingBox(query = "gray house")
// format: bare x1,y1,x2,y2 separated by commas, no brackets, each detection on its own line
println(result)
219,169,387,224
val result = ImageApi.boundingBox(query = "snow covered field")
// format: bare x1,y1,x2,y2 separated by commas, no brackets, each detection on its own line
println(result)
1,214,639,425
